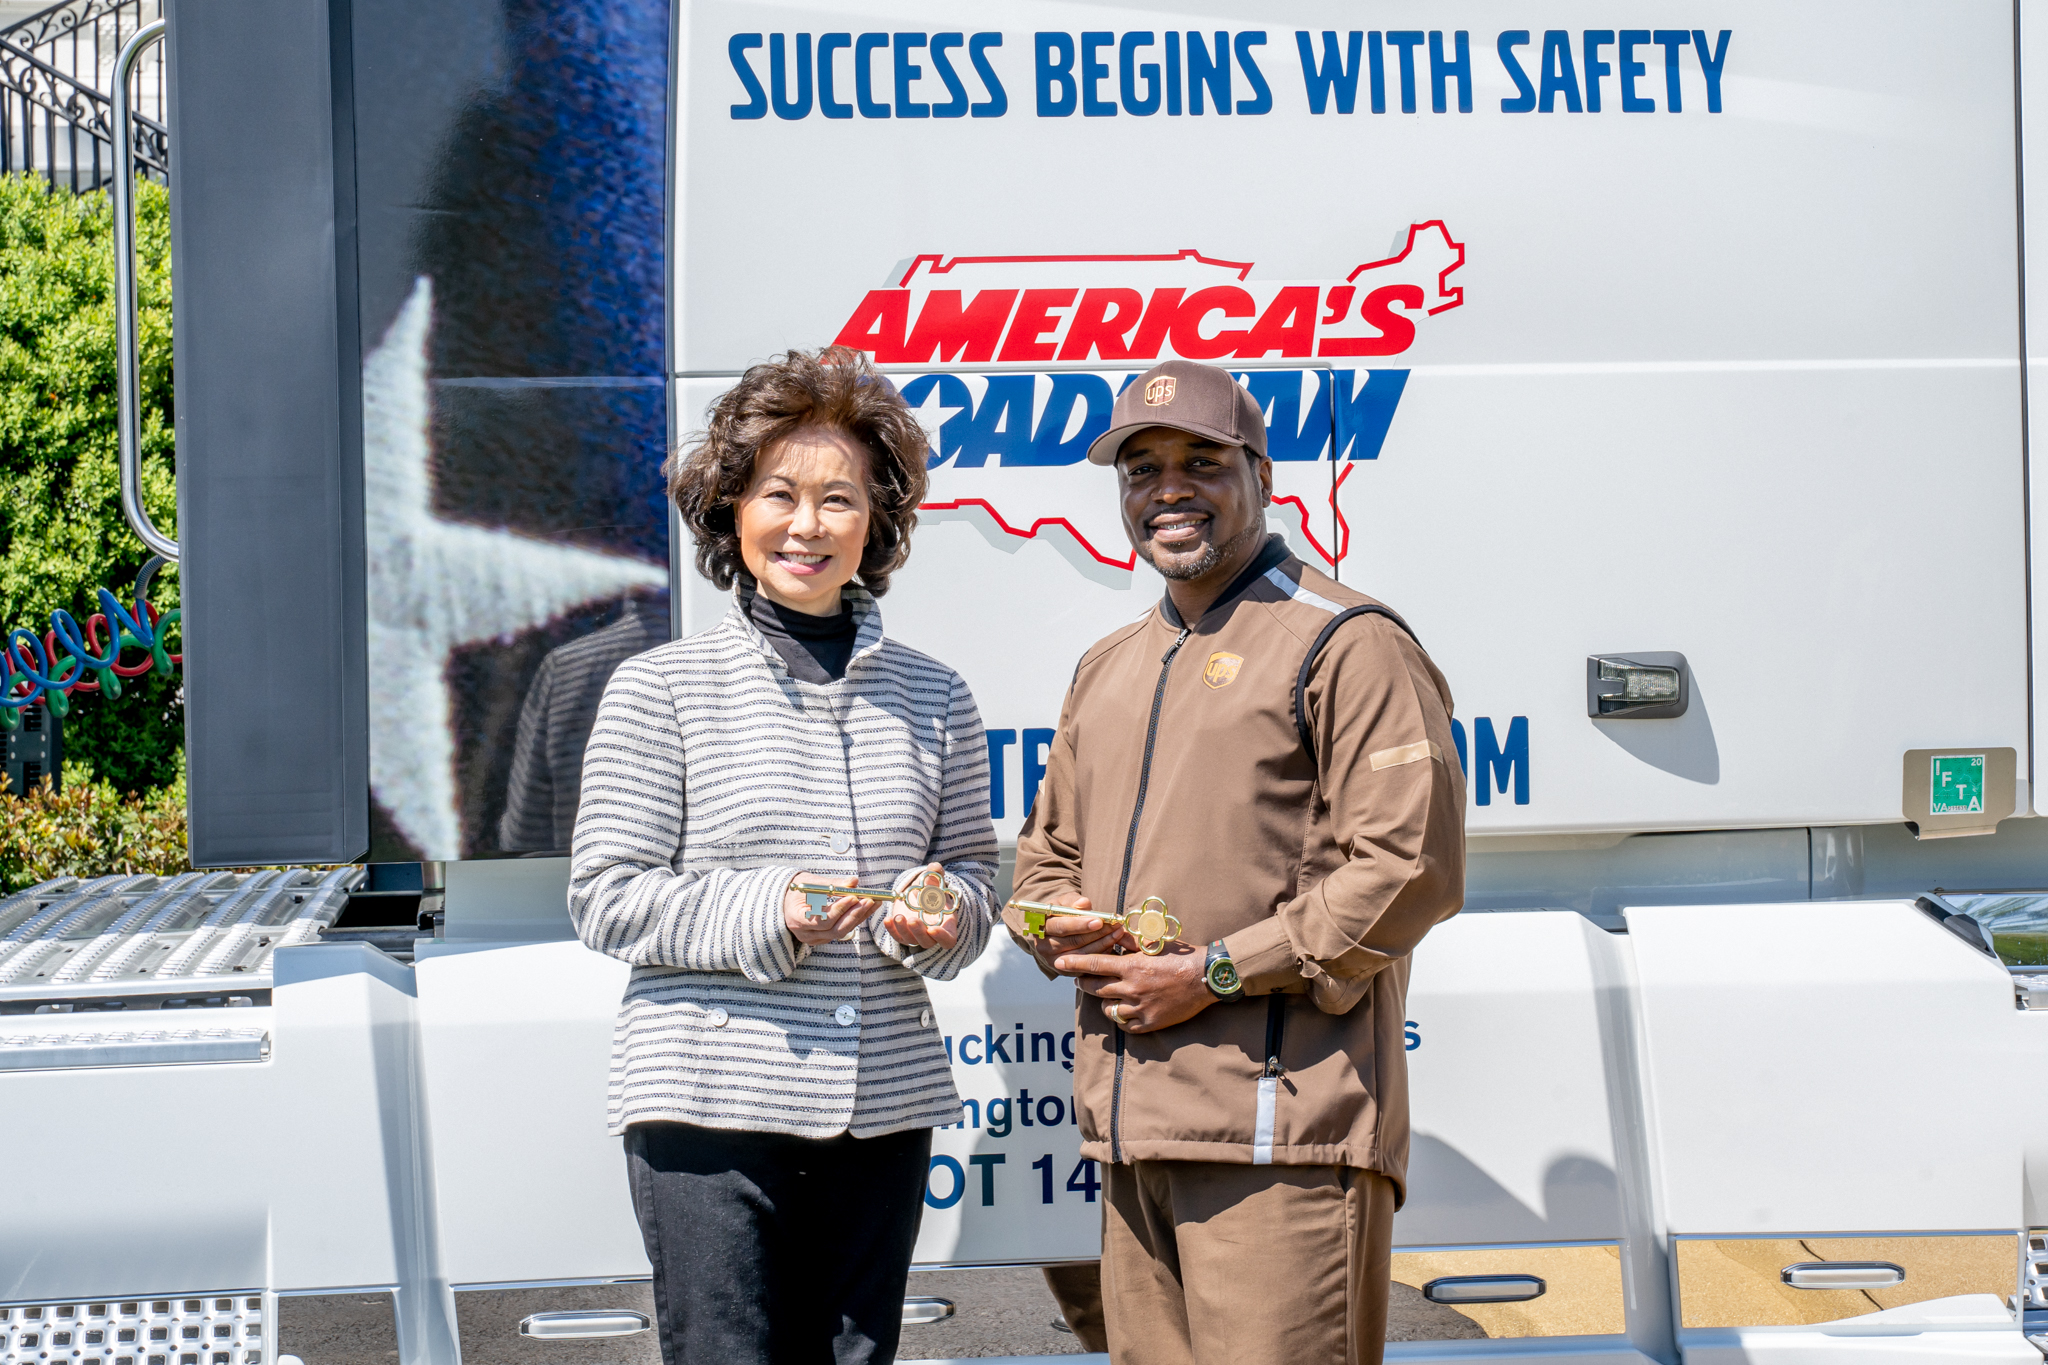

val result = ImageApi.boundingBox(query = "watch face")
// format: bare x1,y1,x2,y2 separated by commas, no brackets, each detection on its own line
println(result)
1208,958,1241,995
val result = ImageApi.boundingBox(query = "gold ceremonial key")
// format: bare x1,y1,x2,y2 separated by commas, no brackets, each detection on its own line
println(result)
1007,896,1183,955
791,878,959,927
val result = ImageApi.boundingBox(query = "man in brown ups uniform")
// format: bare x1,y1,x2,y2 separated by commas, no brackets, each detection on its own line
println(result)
1009,359,1465,1365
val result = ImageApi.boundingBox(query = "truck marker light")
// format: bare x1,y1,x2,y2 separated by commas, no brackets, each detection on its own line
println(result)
1602,661,1676,701
1586,653,1688,719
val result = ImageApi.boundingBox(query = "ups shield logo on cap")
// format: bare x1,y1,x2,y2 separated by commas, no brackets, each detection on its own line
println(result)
1203,652,1243,689
1144,375,1176,406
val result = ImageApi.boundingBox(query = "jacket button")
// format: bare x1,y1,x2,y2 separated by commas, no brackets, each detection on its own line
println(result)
827,832,852,854
919,1008,933,1029
834,1004,858,1027
706,1007,728,1027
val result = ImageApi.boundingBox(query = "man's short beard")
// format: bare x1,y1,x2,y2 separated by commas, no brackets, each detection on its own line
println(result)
1139,520,1264,581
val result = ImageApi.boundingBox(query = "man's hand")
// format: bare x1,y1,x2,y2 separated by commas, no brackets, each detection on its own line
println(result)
1016,894,1136,973
1057,939,1213,1034
880,863,960,952
783,875,876,946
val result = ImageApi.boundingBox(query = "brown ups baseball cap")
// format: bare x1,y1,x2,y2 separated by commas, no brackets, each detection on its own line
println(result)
1085,359,1269,466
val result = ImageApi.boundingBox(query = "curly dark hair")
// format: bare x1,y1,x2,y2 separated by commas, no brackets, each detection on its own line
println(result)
668,346,930,597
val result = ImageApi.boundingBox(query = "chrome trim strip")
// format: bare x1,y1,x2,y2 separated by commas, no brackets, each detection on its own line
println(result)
1424,1274,1549,1305
1396,1240,1622,1254
1781,1261,1905,1290
0,1028,269,1070
453,1278,652,1293
275,1286,400,1298
517,1311,649,1339
1671,1228,2020,1241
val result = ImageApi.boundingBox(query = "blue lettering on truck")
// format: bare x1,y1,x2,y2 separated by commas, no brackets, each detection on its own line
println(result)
1451,717,1531,806
948,1027,1076,1070
919,1152,1017,1209
929,1153,1100,1209
992,707,1524,817
733,31,1008,119
730,29,1731,120
897,370,1406,469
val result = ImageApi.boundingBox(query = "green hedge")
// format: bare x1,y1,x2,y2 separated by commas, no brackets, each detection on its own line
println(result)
1,760,188,894
0,174,190,891
0,172,181,795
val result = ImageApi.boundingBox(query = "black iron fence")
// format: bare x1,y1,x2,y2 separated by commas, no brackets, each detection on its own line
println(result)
0,0,164,192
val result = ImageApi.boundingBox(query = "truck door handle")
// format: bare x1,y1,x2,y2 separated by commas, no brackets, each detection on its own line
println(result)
517,1311,650,1338
1780,1261,1905,1290
1422,1274,1546,1304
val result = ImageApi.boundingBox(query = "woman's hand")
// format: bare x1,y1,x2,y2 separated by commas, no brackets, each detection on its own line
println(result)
783,875,877,946
880,863,960,952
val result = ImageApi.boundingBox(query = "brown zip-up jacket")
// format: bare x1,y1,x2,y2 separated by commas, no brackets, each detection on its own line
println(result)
1009,538,1464,1199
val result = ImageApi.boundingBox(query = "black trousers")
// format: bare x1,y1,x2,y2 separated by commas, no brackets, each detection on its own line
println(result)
625,1121,932,1365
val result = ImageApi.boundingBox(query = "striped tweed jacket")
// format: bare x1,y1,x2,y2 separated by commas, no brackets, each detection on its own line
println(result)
569,586,998,1138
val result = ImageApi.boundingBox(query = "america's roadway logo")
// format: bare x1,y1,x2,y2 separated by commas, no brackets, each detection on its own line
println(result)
833,222,1464,577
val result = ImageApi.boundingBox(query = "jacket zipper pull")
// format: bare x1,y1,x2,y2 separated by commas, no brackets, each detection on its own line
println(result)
1263,995,1287,1079
1162,626,1190,664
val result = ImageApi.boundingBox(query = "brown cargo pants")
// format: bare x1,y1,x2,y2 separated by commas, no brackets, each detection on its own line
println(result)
1102,1160,1395,1365
1042,1262,1108,1351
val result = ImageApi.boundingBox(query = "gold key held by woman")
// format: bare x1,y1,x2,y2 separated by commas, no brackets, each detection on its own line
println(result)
1007,896,1182,955
792,879,958,927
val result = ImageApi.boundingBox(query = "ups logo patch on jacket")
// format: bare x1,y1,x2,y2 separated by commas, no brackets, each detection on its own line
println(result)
1202,652,1244,689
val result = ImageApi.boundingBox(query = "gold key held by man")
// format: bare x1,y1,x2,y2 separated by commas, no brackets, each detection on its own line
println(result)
1007,896,1182,955
791,879,958,927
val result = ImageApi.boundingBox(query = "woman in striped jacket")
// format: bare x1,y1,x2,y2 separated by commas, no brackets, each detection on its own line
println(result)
569,347,998,1365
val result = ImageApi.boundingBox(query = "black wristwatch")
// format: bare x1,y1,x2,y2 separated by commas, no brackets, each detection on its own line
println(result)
1204,940,1245,1001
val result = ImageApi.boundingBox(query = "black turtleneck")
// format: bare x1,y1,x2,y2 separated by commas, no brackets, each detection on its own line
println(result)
742,578,859,683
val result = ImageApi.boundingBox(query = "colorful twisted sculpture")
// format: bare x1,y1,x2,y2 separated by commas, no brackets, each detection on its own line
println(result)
0,558,179,728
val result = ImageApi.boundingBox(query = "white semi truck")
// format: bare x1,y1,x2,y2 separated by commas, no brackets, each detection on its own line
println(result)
4,2,2048,1363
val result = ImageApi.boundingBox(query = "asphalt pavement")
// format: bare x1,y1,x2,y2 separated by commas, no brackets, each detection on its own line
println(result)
900,1267,1090,1359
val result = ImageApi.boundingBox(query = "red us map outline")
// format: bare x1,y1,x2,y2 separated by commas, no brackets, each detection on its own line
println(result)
925,464,1354,572
897,247,1258,286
